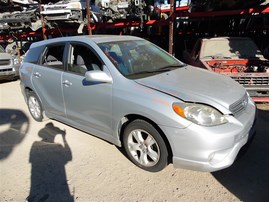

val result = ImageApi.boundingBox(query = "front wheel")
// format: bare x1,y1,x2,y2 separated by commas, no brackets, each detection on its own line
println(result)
27,91,43,122
123,119,168,172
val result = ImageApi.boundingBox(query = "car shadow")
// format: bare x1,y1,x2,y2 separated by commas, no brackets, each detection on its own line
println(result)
213,108,269,201
0,78,19,84
0,109,29,160
27,122,74,202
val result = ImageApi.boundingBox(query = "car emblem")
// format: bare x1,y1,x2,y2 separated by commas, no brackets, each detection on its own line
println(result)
242,99,248,108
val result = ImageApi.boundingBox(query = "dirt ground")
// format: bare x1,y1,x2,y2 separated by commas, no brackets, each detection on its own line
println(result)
1,80,269,202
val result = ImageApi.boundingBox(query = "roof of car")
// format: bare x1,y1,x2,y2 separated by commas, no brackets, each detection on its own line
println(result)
201,37,251,41
30,35,143,49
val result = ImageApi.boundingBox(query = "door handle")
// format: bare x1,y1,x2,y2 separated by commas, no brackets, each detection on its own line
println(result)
33,72,41,78
62,80,72,87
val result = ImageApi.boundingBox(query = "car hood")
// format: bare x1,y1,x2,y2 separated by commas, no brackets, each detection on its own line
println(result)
0,52,12,60
135,66,246,114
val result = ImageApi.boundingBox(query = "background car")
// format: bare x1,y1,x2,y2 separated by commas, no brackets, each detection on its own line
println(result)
0,44,20,81
20,35,256,172
41,0,103,23
183,37,269,102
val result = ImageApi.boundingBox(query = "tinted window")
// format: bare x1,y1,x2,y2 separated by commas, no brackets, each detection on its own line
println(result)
68,44,102,75
41,45,65,70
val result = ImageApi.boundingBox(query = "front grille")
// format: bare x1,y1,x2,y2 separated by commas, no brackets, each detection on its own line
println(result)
229,93,248,116
0,59,11,66
0,68,12,72
45,14,69,20
232,76,269,85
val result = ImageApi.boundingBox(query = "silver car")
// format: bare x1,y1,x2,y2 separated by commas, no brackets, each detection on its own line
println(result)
0,44,20,81
19,35,256,172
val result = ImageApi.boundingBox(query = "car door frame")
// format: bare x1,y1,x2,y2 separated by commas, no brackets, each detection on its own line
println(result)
31,41,68,120
61,41,114,143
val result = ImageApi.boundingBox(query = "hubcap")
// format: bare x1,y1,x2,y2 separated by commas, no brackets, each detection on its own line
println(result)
28,96,41,119
127,129,160,167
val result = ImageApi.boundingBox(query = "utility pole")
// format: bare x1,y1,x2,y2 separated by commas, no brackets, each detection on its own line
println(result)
169,0,176,55
86,0,92,35
38,0,47,40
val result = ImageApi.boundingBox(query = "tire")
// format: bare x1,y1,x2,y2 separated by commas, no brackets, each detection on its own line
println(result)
123,119,168,172
27,91,43,122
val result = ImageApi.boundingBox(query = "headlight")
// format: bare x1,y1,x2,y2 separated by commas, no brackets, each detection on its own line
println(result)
13,56,23,65
173,103,228,126
13,58,19,65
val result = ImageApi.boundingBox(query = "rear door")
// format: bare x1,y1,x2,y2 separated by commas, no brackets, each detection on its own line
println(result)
62,42,113,138
32,44,66,118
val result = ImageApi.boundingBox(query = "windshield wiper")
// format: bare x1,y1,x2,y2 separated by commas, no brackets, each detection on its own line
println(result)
158,64,186,71
128,70,160,76
128,64,186,77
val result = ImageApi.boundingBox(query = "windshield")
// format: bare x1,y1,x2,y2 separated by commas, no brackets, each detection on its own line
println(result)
201,38,263,59
98,40,184,79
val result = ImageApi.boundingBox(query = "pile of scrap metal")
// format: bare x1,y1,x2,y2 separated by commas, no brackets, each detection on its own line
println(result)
0,0,41,32
190,0,269,11
0,0,156,32
1,0,269,33
41,0,102,23
0,0,174,33
40,0,159,23
96,0,147,22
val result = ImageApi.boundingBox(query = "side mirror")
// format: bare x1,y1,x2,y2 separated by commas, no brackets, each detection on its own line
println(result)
85,70,113,83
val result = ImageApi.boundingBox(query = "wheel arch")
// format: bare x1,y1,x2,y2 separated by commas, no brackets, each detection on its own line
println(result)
118,114,173,163
24,86,33,95
24,87,42,103
23,86,47,117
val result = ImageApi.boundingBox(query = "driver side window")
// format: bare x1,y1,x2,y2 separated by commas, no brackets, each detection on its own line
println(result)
68,44,102,75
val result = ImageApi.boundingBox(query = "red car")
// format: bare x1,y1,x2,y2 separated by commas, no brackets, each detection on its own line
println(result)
183,37,269,102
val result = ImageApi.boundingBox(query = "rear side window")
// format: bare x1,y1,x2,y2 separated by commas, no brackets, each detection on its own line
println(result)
24,46,44,64
41,45,65,70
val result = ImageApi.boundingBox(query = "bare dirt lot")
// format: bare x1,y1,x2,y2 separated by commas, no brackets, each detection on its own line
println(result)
1,80,269,202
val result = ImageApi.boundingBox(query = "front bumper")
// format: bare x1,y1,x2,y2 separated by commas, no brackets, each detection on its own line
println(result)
160,99,256,172
0,67,19,80
41,9,81,21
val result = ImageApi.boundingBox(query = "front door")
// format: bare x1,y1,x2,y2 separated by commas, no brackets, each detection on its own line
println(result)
62,43,113,139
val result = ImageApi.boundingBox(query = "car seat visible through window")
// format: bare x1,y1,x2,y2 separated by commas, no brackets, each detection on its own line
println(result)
76,55,88,74
108,51,129,75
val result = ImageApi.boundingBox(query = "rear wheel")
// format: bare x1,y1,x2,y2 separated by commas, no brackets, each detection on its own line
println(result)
123,119,168,172
27,91,43,122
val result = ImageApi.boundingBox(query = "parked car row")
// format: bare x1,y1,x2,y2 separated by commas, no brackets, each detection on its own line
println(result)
1,0,268,33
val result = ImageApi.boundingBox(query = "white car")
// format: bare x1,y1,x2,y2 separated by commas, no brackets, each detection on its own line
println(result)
0,45,19,81
41,0,102,23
